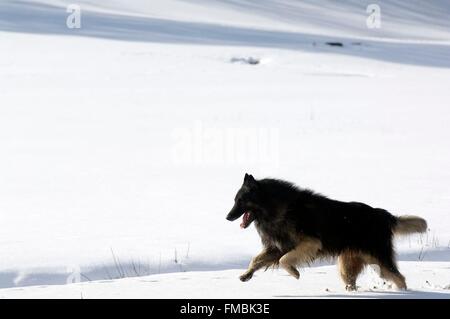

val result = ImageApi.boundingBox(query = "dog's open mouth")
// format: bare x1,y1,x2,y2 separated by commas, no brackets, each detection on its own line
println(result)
240,211,254,229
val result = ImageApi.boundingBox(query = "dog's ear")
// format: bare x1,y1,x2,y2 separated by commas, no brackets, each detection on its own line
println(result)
244,173,258,188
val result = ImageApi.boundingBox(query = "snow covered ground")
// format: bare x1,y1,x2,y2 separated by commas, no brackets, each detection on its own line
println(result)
0,0,450,298
2,263,450,299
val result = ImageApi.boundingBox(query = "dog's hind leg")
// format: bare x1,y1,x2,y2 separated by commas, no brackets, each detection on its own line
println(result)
279,237,322,280
377,262,407,290
338,252,365,291
369,247,407,290
240,248,282,282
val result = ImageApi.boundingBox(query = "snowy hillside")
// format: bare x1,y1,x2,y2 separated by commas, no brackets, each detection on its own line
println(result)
0,0,449,297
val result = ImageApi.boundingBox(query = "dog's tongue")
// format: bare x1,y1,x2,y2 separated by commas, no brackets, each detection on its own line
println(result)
240,212,250,229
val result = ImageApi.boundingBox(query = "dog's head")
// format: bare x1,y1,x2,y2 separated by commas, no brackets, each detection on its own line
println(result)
226,173,264,229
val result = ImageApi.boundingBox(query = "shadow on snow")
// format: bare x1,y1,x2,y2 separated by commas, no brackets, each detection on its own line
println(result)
1,1,450,68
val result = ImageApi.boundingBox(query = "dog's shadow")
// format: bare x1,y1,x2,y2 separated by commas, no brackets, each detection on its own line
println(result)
274,289,450,299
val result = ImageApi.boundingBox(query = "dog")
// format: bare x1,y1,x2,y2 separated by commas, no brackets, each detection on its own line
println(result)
226,174,427,290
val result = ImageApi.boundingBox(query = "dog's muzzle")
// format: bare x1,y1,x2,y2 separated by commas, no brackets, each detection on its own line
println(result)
226,212,241,221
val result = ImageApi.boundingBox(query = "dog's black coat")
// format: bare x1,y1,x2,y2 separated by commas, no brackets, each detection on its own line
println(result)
227,175,403,272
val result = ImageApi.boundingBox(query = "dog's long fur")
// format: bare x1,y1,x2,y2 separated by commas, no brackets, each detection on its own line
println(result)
226,174,427,290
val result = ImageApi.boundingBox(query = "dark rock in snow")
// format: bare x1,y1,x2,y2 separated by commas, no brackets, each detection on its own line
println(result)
326,42,344,47
230,56,260,65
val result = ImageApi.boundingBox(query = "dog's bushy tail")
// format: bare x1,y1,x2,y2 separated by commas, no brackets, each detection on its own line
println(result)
394,215,427,235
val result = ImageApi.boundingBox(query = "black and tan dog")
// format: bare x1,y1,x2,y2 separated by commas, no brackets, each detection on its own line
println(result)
226,174,427,290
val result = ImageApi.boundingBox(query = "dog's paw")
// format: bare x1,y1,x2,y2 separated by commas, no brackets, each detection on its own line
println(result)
345,284,357,291
239,272,253,282
290,267,300,280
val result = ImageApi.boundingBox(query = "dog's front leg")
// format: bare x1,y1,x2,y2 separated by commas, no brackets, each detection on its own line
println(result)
240,248,282,282
279,237,322,280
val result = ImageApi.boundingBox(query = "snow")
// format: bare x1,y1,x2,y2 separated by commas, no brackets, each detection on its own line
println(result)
1,262,450,299
0,0,449,298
